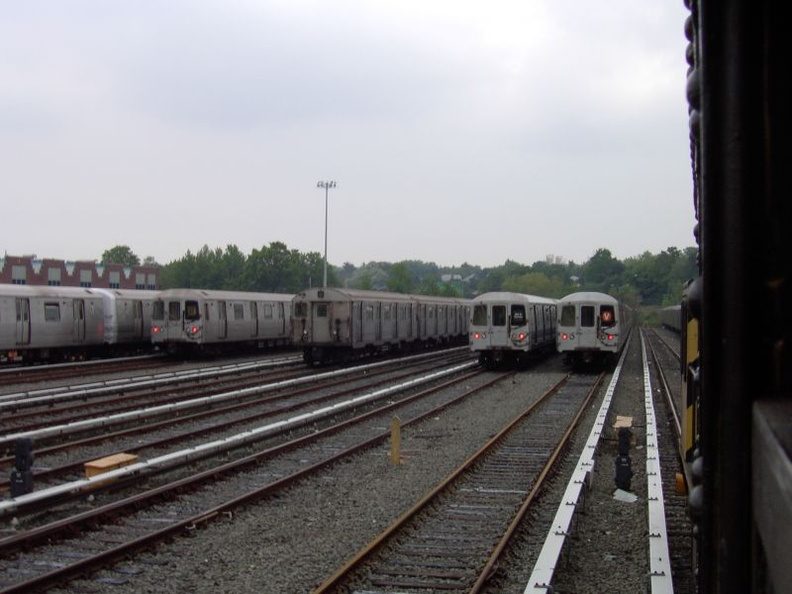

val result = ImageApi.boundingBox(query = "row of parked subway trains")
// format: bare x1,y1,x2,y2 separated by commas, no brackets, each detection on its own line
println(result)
0,284,630,367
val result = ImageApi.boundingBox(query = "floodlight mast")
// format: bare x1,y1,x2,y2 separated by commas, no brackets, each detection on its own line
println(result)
316,180,337,287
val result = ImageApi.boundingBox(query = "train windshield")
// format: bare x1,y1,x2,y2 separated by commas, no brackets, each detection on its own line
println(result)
580,305,595,327
152,301,165,320
185,301,200,321
492,305,507,326
168,302,181,321
472,305,487,325
510,305,526,326
600,305,616,327
559,305,575,326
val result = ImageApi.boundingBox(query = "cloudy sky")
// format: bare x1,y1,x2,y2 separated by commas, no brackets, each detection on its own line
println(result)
1,0,694,268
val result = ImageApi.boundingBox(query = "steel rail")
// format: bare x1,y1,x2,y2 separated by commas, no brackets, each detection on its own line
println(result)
312,373,577,594
469,371,605,593
640,331,675,594
525,336,631,592
0,368,503,593
0,352,471,493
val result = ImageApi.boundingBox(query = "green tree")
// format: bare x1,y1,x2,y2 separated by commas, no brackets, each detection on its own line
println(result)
101,245,140,267
387,262,414,293
219,245,247,290
474,259,528,295
419,273,442,296
581,248,624,292
159,250,197,288
502,272,565,298
355,272,373,290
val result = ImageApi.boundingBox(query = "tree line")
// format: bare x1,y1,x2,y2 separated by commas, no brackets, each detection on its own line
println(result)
101,243,697,308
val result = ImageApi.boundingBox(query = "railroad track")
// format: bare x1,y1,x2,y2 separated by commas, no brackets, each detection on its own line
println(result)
0,351,494,591
0,355,173,388
313,372,603,593
0,355,473,506
644,328,696,594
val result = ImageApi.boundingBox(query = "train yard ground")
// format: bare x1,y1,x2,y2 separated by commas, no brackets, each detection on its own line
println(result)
0,331,693,594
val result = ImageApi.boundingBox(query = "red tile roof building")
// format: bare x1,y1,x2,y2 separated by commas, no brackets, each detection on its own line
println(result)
0,255,159,290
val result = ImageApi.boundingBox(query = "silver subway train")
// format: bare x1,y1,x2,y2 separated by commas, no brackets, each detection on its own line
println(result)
291,287,471,365
0,284,157,364
151,288,292,355
659,304,682,333
556,291,630,367
469,291,557,369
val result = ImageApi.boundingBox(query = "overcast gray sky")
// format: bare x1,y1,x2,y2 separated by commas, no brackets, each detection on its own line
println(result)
1,0,694,268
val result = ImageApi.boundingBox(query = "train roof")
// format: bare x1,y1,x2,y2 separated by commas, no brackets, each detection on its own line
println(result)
472,291,557,305
88,288,160,299
0,284,108,300
156,288,293,302
559,291,619,305
294,287,470,305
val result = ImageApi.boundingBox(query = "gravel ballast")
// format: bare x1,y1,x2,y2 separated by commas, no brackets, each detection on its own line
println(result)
50,340,679,594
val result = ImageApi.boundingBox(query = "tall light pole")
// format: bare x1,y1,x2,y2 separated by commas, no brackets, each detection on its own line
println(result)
316,180,336,287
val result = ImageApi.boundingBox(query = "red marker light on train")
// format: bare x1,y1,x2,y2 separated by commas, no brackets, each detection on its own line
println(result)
517,333,526,340
153,327,160,334
561,333,569,340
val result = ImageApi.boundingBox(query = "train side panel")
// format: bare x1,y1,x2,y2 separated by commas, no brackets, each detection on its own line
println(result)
151,288,292,355
91,288,158,348
0,284,105,363
292,288,470,365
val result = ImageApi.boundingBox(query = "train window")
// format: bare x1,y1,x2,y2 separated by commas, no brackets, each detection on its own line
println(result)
511,305,526,325
44,303,60,322
560,305,576,326
185,301,200,321
317,304,328,318
581,305,595,327
233,304,244,320
384,304,392,321
365,305,374,320
204,304,211,320
600,306,616,327
168,302,181,320
294,303,307,318
152,301,165,320
263,304,273,319
472,305,487,325
492,305,506,326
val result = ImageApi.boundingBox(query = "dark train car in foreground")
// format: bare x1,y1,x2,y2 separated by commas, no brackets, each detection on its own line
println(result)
683,1,790,592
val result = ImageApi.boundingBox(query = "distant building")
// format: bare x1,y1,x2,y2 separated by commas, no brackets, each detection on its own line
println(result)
441,274,463,283
0,255,159,290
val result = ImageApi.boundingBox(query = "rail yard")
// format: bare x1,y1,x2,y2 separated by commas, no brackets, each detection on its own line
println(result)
0,324,694,593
